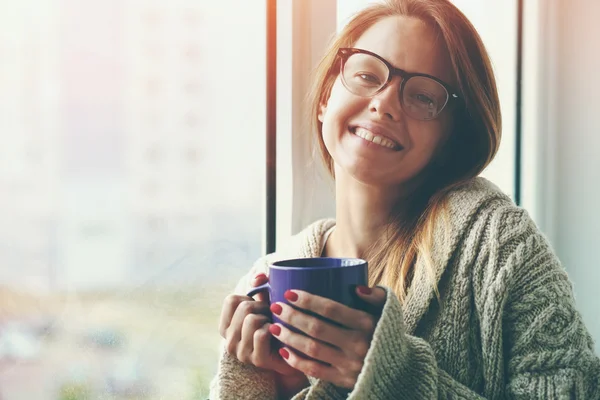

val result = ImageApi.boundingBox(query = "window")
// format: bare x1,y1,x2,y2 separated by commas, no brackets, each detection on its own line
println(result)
449,0,518,200
0,1,266,399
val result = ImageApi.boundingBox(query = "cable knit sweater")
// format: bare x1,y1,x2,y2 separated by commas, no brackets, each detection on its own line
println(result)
209,178,600,399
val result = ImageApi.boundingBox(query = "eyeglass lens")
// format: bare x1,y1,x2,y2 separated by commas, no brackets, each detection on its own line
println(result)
341,52,449,120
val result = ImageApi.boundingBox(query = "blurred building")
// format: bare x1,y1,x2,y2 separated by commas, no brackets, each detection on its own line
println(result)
0,0,61,293
122,1,215,287
0,0,264,292
0,0,210,291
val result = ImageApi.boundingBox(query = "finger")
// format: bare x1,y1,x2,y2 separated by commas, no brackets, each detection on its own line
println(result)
279,346,354,389
271,323,344,366
219,294,247,338
227,300,270,343
274,302,348,348
252,323,274,368
283,291,376,333
253,324,298,375
238,313,269,363
355,285,387,308
250,273,269,303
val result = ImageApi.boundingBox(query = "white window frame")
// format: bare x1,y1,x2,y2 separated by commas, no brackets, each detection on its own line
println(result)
275,0,337,248
521,0,558,243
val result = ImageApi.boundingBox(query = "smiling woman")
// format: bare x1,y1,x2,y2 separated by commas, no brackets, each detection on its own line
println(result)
317,14,460,191
210,0,600,399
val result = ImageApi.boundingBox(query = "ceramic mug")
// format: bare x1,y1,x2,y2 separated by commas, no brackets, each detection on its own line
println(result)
247,257,368,337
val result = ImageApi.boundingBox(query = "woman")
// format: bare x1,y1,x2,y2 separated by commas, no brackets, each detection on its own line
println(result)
211,0,600,398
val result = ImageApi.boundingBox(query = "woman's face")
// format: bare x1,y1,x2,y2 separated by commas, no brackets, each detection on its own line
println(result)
319,16,456,188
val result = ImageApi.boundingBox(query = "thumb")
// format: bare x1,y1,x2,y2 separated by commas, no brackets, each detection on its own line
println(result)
250,273,269,303
356,285,387,308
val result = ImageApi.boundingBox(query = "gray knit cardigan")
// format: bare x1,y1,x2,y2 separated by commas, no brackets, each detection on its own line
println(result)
209,178,600,399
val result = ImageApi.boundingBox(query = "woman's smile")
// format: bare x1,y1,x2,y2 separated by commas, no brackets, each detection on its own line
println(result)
349,126,403,150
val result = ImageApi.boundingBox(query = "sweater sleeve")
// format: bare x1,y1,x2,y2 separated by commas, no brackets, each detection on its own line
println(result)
291,237,600,400
289,287,488,400
501,232,600,398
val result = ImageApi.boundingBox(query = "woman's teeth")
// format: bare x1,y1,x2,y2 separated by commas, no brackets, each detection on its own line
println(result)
353,127,398,149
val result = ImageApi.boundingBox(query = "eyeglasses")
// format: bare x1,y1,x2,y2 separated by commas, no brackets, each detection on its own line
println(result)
337,48,460,121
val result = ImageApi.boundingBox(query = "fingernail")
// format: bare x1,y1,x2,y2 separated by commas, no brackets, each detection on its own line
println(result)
254,273,267,281
269,324,281,336
357,285,372,295
279,348,290,360
270,303,283,315
284,290,298,302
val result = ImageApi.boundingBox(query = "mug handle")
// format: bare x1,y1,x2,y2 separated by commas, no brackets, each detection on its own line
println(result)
246,282,270,299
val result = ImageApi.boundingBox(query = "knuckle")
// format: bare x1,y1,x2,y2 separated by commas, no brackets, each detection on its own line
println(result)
238,300,254,315
225,339,236,356
252,350,268,368
343,377,356,389
353,339,370,359
252,356,265,368
305,365,322,379
307,321,323,338
224,294,242,309
349,359,364,373
237,347,251,364
254,328,270,344
360,315,375,332
243,313,265,329
305,340,321,358
321,303,336,319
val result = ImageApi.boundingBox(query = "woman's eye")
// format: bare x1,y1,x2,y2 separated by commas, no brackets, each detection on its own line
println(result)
356,73,380,85
414,93,434,105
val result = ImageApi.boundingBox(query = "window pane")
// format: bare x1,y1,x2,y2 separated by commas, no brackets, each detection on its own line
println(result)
0,0,265,398
450,0,517,199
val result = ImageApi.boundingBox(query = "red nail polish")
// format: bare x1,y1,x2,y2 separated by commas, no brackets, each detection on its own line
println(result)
254,273,267,281
269,324,281,336
270,303,283,315
357,285,372,295
279,348,290,360
284,290,298,302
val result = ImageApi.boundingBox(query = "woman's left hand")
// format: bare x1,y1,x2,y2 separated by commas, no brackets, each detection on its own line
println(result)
268,286,387,389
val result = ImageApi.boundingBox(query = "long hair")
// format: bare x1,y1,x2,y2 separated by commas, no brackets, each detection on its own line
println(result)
306,0,501,301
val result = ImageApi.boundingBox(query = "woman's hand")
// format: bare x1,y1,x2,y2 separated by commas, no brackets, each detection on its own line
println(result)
218,273,299,377
268,286,386,389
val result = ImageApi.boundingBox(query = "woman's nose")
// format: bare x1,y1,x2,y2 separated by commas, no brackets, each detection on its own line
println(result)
368,79,403,121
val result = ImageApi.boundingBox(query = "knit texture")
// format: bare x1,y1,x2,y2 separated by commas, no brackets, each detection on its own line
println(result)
209,177,600,399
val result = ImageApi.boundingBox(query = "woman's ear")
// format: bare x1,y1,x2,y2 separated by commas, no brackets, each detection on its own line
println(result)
317,102,327,123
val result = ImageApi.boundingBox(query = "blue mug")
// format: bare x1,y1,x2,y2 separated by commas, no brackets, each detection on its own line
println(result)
247,257,368,340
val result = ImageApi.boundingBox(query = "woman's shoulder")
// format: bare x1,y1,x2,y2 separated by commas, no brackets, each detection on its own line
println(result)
445,178,561,291
444,177,514,215
442,177,536,237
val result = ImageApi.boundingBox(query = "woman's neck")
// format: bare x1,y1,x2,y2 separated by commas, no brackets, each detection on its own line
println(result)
324,172,405,259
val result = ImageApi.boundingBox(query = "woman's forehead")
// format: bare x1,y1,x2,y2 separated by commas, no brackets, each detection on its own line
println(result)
352,15,454,85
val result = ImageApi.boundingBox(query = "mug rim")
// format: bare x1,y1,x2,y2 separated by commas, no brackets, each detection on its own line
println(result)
270,257,367,270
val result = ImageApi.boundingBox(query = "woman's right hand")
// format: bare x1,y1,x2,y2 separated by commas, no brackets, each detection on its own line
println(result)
218,273,301,378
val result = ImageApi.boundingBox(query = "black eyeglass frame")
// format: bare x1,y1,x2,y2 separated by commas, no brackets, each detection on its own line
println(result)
337,47,461,119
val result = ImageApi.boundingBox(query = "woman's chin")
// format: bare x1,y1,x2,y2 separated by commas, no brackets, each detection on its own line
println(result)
332,155,419,189
336,163,396,187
